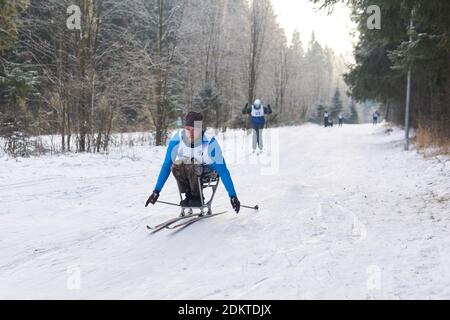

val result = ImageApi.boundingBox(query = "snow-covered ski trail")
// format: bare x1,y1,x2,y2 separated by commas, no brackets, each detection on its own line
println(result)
0,124,449,299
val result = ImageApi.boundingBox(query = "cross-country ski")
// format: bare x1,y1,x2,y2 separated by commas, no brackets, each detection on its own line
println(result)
167,212,228,231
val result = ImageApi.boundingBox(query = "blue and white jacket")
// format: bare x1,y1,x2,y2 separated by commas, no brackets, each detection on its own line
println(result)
154,131,237,198
243,104,272,126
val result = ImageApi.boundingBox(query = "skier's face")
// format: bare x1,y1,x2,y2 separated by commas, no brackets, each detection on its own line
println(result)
185,126,202,143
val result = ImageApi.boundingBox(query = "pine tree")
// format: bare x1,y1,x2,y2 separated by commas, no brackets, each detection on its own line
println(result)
193,85,223,129
330,88,343,119
0,0,29,53
316,104,326,124
348,100,359,124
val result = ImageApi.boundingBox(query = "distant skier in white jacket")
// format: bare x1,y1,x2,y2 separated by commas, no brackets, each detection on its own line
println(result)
243,99,272,153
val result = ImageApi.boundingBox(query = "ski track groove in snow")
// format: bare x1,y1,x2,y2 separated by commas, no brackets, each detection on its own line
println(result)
0,124,449,299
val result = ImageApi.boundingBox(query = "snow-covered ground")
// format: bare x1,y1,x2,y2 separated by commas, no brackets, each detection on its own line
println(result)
0,124,449,299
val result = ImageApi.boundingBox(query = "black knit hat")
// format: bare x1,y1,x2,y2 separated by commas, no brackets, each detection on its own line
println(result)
185,112,203,127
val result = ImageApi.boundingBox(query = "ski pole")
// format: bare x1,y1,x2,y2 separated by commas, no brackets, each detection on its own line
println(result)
241,204,259,211
156,200,181,207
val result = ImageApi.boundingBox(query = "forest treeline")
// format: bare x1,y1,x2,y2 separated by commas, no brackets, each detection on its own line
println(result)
315,0,450,153
1,0,351,155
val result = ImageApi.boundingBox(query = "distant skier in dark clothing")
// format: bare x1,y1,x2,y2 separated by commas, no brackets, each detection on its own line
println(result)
324,111,329,128
242,99,272,153
338,114,343,127
145,112,240,213
373,111,381,125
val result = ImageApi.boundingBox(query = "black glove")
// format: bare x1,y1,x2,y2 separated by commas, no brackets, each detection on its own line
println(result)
242,103,249,114
267,104,272,114
145,190,160,207
230,196,240,214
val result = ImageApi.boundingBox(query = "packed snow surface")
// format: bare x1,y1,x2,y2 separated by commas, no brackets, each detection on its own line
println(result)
1,124,449,299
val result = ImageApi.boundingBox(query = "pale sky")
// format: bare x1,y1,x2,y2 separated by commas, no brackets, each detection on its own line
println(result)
271,0,357,59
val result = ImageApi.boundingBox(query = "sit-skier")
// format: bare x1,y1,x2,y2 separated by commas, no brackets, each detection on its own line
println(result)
145,112,240,213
